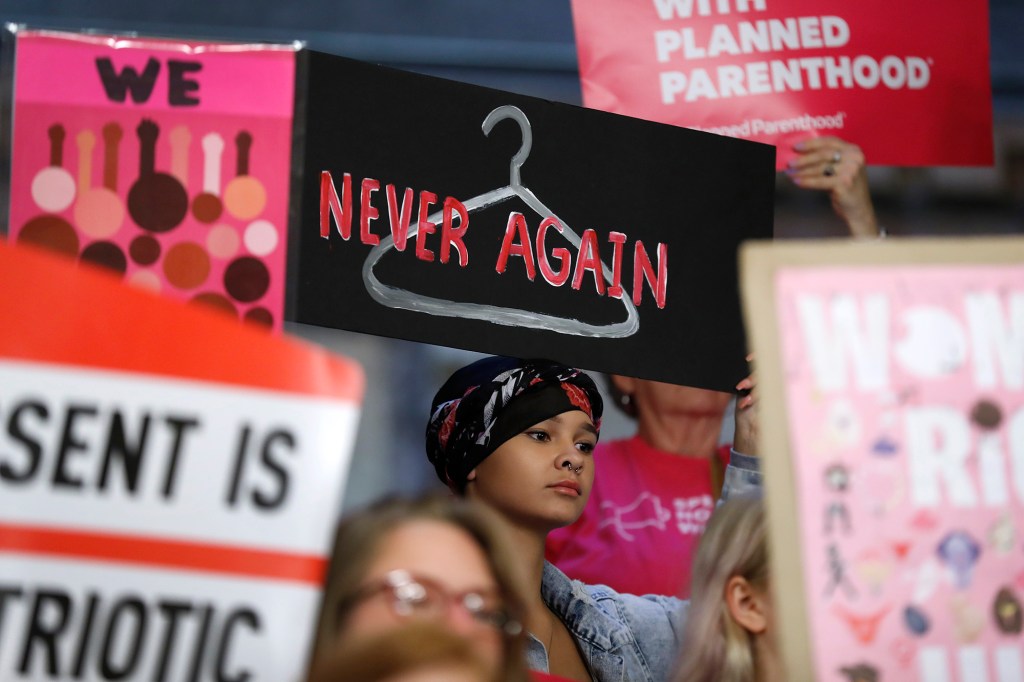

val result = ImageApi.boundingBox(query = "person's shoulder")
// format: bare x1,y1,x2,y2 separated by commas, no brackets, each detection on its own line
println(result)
545,561,683,625
585,581,683,615
585,582,688,657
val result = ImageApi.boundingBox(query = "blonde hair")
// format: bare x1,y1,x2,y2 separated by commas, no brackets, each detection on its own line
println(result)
674,495,768,682
310,492,530,682
307,621,495,682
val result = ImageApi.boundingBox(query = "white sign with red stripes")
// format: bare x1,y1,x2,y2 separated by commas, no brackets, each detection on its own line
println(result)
0,360,359,680
0,360,357,549
0,557,318,681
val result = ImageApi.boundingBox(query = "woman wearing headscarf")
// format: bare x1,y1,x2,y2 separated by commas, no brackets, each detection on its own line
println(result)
425,355,762,681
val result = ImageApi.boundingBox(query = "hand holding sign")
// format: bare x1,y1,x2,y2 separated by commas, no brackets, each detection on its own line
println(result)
734,354,759,457
785,136,879,238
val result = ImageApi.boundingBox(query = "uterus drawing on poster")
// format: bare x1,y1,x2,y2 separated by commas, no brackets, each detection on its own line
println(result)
7,30,297,330
775,265,1024,682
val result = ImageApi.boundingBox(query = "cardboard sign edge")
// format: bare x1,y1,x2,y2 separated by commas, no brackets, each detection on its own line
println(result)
738,234,1024,681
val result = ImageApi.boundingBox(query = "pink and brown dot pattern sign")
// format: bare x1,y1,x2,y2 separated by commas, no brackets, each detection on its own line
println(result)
6,30,297,331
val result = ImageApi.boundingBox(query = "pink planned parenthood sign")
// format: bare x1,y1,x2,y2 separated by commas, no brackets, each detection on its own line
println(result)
742,239,1024,681
570,0,993,169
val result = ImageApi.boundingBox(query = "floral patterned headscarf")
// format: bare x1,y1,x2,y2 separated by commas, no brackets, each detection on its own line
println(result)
426,356,603,493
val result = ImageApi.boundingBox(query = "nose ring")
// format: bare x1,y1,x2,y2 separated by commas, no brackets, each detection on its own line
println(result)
562,461,583,474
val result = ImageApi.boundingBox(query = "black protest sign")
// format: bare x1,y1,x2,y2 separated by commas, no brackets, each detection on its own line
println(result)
292,51,774,391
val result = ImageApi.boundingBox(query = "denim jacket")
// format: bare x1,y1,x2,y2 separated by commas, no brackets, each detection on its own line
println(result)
526,452,762,681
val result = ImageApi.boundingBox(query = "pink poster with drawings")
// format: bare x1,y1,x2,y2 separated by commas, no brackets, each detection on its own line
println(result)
742,240,1024,682
6,29,297,330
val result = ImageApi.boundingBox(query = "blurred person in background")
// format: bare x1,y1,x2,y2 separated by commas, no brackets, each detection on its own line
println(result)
673,494,779,682
426,355,761,681
310,493,531,682
546,137,876,597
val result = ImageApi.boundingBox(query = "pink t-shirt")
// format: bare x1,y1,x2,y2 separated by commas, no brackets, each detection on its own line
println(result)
545,436,730,597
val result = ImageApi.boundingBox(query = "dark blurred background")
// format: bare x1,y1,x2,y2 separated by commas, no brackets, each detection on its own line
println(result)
3,0,1021,508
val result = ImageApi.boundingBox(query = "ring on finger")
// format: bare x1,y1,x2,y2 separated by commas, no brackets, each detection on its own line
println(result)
831,150,842,164
823,165,836,177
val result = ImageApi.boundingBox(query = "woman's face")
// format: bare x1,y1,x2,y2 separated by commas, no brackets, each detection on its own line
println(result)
340,520,505,672
466,409,597,531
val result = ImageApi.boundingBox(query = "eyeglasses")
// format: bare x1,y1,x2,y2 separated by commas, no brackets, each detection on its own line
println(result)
343,569,523,636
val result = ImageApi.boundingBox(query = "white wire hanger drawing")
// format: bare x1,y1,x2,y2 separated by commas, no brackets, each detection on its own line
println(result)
361,104,640,338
